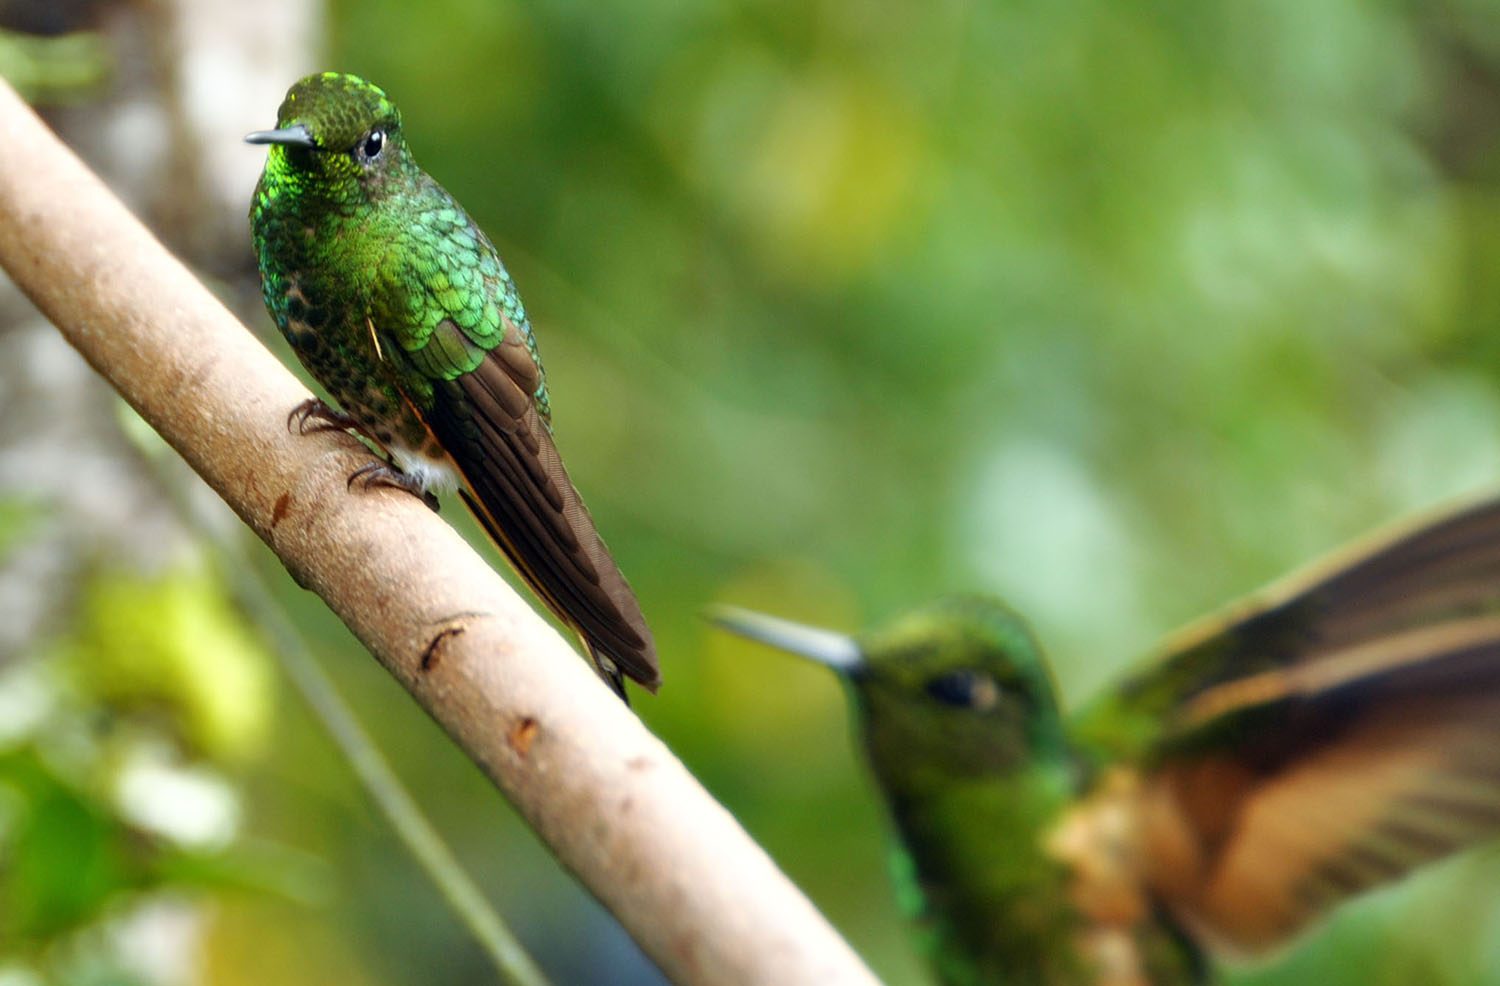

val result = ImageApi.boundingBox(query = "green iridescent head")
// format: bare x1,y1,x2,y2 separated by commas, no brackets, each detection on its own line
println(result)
246,72,412,205
713,597,1067,789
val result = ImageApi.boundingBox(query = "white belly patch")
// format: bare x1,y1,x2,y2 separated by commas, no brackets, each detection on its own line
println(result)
392,446,462,494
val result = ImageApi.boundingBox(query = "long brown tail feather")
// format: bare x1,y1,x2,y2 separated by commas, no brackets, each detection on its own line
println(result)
412,324,659,695
460,488,635,703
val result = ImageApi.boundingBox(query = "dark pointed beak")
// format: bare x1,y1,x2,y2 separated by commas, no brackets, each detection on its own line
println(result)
708,605,865,675
244,124,316,148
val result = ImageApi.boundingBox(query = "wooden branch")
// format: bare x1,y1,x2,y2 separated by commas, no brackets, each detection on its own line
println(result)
0,79,878,986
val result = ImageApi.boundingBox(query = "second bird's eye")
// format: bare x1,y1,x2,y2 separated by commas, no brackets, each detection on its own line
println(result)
358,129,385,162
924,669,1001,711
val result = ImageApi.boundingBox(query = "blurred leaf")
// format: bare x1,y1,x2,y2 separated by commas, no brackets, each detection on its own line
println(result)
67,567,274,765
0,751,133,942
0,29,108,103
0,498,42,565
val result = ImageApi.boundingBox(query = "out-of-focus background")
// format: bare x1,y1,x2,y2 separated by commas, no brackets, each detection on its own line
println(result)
3,0,1500,983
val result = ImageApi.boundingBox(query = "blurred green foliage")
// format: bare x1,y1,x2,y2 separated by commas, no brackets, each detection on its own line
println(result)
0,523,295,982
0,28,106,103
68,570,273,765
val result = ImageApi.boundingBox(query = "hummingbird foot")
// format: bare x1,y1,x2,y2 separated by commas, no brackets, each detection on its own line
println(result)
288,398,398,454
288,397,369,438
347,460,442,513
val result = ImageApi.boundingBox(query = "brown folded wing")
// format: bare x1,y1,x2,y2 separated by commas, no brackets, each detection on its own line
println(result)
413,318,660,696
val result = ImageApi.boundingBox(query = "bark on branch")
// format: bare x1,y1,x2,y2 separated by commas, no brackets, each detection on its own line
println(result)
0,79,878,986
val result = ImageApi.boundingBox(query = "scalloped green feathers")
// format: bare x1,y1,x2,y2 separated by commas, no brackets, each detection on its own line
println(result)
249,73,656,698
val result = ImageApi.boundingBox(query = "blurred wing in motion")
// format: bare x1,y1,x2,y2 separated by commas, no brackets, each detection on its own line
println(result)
1072,495,1500,953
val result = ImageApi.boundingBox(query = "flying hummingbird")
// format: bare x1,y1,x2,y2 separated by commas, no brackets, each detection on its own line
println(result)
715,496,1500,985
246,72,658,701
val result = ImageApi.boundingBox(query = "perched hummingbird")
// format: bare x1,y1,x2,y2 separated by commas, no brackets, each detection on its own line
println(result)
246,72,658,700
715,496,1500,985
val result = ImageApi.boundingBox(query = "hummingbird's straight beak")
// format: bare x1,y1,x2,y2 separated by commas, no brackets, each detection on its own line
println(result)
708,605,865,674
244,123,317,148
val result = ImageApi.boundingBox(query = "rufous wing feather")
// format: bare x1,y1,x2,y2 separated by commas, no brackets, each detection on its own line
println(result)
1140,634,1500,953
1078,495,1500,760
1088,495,1500,956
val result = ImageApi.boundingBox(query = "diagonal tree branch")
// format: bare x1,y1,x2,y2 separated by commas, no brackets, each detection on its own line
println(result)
0,79,878,986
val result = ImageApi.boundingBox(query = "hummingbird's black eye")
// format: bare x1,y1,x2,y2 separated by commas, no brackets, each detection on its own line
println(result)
358,129,385,162
924,669,1000,711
